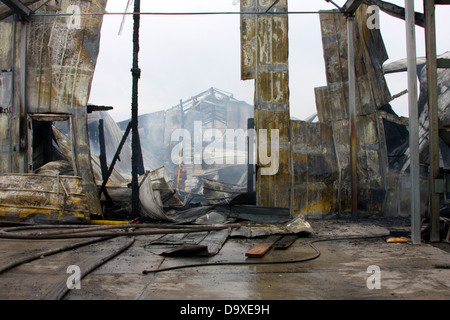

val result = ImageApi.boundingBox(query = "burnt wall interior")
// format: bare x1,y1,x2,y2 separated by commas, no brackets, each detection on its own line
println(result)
2,1,449,222
0,0,108,221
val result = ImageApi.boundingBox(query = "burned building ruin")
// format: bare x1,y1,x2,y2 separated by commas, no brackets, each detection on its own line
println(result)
0,0,449,242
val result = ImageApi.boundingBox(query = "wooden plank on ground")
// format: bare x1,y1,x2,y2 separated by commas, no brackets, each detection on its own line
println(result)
245,235,282,258
273,235,298,250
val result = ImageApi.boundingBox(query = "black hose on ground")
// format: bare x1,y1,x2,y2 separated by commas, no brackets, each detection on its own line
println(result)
0,223,240,240
0,236,113,274
51,236,136,300
142,234,390,274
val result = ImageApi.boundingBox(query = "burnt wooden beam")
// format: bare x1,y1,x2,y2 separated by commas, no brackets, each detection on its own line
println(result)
98,119,113,205
87,104,113,113
437,58,450,68
98,122,132,199
130,0,142,218
98,119,108,182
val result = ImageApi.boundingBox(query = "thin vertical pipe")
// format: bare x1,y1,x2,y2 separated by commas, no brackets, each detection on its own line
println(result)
406,0,421,244
347,15,358,218
424,0,440,242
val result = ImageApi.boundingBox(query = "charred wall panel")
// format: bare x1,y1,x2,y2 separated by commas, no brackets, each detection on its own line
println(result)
241,0,291,209
0,0,108,219
312,6,391,216
315,8,391,123
25,1,106,114
290,120,339,216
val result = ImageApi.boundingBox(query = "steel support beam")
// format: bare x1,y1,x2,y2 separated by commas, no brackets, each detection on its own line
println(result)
424,0,441,242
347,15,358,219
405,0,421,244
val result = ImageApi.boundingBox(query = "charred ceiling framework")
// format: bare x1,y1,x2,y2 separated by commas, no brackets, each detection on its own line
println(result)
0,0,449,243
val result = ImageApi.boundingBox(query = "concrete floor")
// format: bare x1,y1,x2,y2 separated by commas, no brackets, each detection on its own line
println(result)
0,218,449,301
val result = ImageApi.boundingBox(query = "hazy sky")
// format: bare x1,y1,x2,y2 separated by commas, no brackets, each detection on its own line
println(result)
88,0,450,123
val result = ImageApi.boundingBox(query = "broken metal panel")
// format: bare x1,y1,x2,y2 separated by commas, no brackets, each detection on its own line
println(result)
0,0,108,219
0,71,13,173
0,173,90,224
310,6,393,216
0,71,13,113
255,109,291,208
25,1,106,114
290,120,339,216
329,114,386,214
0,18,25,174
355,114,386,213
0,114,13,173
416,56,450,169
240,0,257,80
241,0,291,209
316,7,391,122
384,171,429,217
149,167,183,207
139,171,173,222
71,108,103,217
202,178,247,205
384,52,450,170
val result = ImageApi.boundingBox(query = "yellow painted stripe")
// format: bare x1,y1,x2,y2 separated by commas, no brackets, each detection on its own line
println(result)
90,220,130,225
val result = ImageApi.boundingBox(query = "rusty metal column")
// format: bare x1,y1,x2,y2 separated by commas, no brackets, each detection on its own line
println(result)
347,14,358,218
424,0,440,242
131,0,141,217
240,0,291,210
406,0,421,244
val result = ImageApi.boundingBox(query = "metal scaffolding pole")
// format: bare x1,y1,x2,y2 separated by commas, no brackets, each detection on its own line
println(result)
347,15,358,219
405,0,421,244
424,0,441,242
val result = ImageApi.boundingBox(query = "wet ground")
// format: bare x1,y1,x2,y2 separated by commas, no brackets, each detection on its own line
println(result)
0,218,449,301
